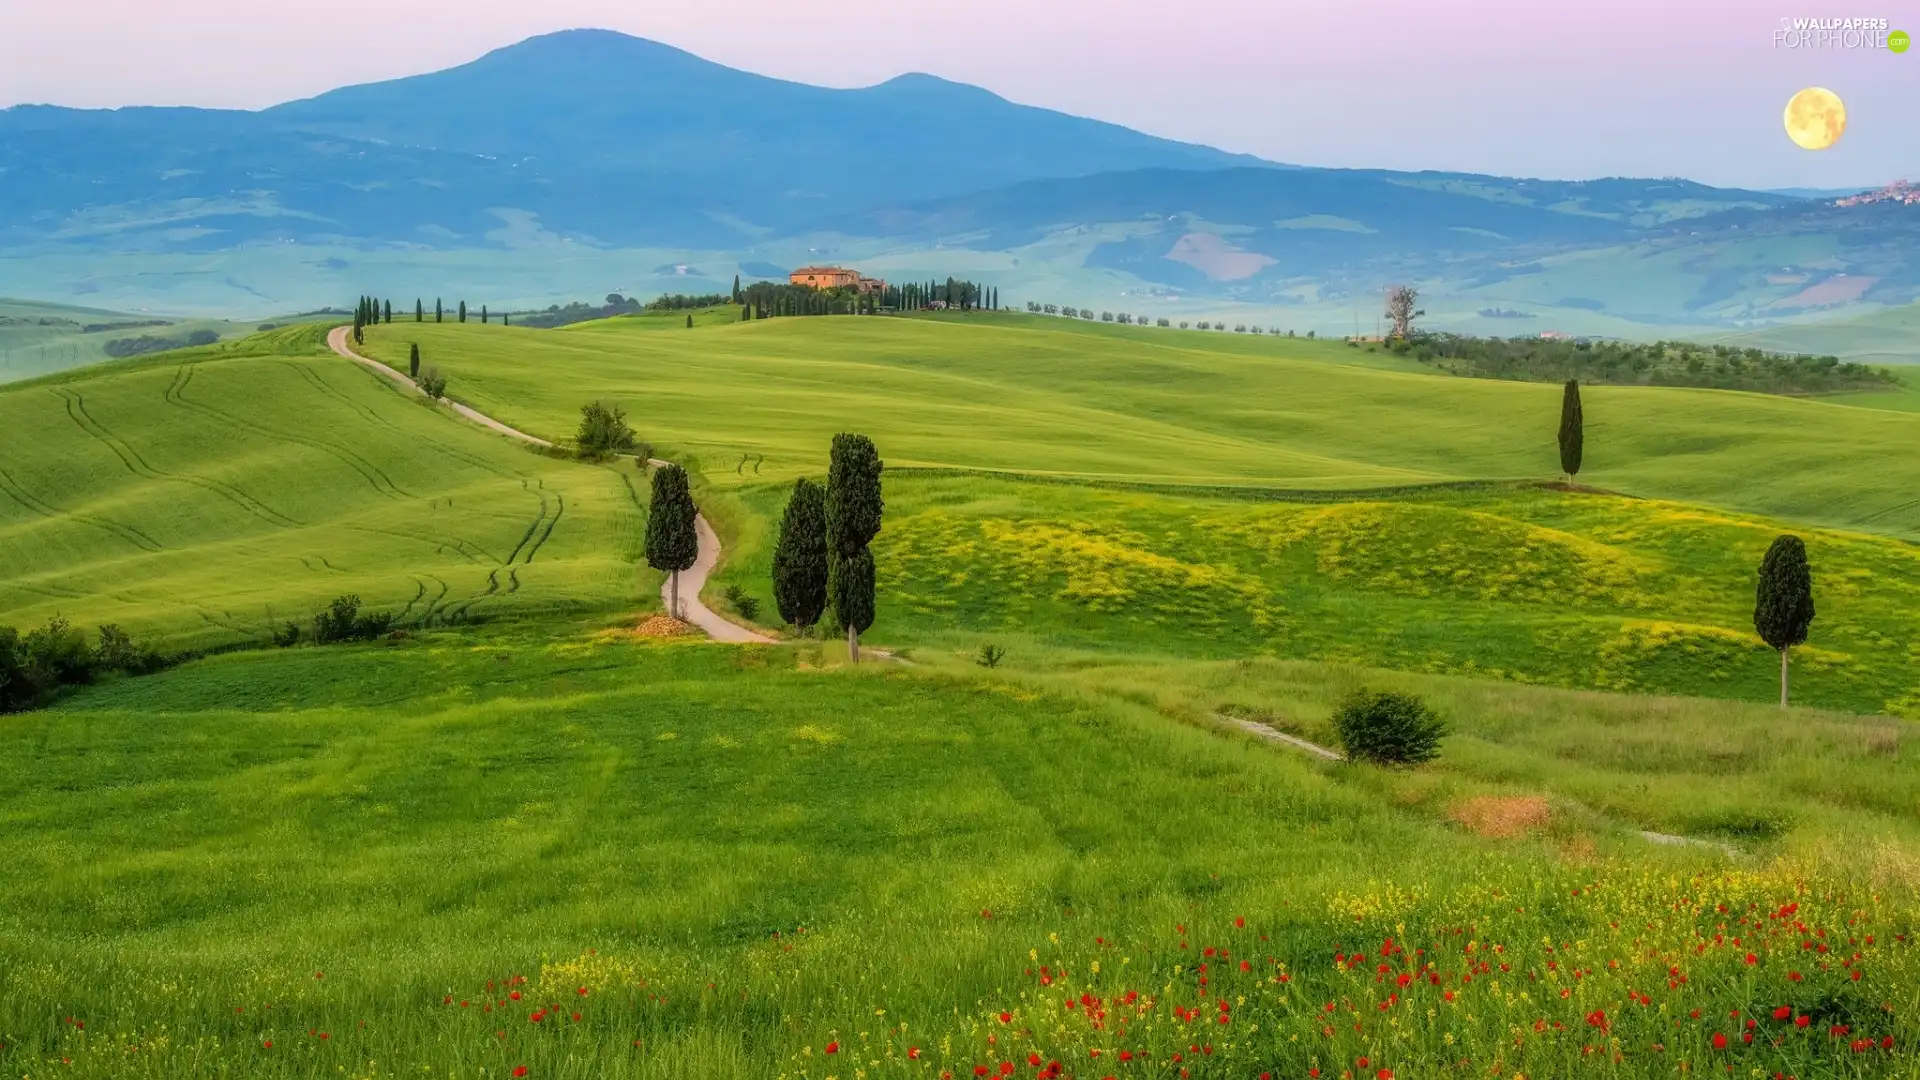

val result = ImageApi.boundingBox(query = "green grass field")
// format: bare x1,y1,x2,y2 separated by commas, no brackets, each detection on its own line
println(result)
0,326,647,648
3,625,1915,1079
3,314,1918,1079
355,314,1920,539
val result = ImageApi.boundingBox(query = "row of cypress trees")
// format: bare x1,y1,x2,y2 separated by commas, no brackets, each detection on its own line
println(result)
1558,378,1814,704
352,297,511,327
771,434,883,660
644,434,884,661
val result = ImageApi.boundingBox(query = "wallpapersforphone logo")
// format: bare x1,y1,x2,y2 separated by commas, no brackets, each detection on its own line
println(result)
1772,16,1908,49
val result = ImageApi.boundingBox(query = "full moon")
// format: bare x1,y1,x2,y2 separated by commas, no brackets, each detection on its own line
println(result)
1784,87,1846,150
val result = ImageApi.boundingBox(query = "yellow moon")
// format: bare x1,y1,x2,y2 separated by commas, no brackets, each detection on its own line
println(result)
1783,87,1846,150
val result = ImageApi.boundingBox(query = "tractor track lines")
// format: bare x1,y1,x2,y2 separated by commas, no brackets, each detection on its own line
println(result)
0,464,165,553
164,364,414,502
395,579,429,622
283,360,535,482
53,386,302,530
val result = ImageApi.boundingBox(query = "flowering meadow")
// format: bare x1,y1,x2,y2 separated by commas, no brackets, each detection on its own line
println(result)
718,475,1920,716
2,631,1916,1079
780,867,1920,1080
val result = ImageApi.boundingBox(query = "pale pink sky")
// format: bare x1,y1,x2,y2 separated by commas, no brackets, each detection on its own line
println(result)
1,0,1914,188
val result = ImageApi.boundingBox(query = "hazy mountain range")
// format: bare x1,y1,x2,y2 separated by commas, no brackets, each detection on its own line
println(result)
1,28,1914,341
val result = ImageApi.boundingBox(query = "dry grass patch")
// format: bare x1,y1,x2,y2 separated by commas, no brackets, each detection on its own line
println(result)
1449,794,1551,838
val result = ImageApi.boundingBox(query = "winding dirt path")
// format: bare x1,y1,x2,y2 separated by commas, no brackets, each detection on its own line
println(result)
326,327,773,644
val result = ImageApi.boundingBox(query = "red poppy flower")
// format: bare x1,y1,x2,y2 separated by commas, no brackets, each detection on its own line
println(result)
513,1069,528,1079
262,1041,272,1049
910,1047,922,1059
999,1012,1011,1024
510,991,522,1001
1796,1015,1811,1028
974,1067,989,1077
1773,1006,1792,1020
825,1041,839,1055
1712,1034,1728,1050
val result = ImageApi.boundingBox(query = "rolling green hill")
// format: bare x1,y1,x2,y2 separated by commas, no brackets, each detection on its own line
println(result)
0,298,277,384
0,326,644,647
3,315,1918,1080
356,313,1920,539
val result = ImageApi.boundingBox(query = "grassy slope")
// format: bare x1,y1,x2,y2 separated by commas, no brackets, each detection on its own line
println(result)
356,314,1920,539
1715,301,1920,366
0,327,648,647
0,297,266,384
709,476,1920,716
1,626,1913,1079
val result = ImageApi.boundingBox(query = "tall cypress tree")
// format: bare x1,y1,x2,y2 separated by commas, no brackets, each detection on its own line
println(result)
409,343,421,379
383,299,392,324
645,464,701,621
415,299,424,323
1754,535,1815,707
732,274,742,304
481,305,489,324
458,301,467,324
1558,379,1584,481
771,477,829,632
503,312,510,327
826,433,883,662
435,298,443,324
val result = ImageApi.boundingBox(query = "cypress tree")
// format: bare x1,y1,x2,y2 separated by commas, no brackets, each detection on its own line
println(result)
416,299,424,322
409,343,421,379
732,274,742,304
503,313,510,327
686,314,694,328
1754,535,1815,707
458,301,467,324
826,433,883,662
645,464,701,621
481,305,489,324
771,477,829,632
383,299,392,324
435,298,443,324
1558,379,1584,481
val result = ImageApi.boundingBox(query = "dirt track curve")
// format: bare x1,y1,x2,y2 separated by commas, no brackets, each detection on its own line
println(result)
326,327,774,644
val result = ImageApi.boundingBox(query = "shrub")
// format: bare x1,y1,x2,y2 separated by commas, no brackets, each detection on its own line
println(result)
976,643,1006,669
576,401,639,458
23,616,96,688
723,584,761,623
94,624,168,675
1331,690,1446,766
416,366,448,399
272,621,302,648
311,595,394,645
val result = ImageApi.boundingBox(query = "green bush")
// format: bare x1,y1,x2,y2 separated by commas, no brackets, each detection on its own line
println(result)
272,621,302,648
1331,690,1446,766
576,401,638,458
94,624,169,675
311,596,394,645
416,366,448,400
0,618,172,712
722,584,760,622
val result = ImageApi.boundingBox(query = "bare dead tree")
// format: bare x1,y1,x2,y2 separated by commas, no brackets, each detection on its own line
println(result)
1385,286,1425,339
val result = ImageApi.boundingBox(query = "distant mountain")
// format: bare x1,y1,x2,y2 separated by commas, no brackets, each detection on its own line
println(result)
0,29,1270,250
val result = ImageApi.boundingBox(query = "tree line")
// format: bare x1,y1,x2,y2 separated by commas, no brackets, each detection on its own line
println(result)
1363,291,1892,396
1,618,173,713
354,295,511,336
1025,302,1297,336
